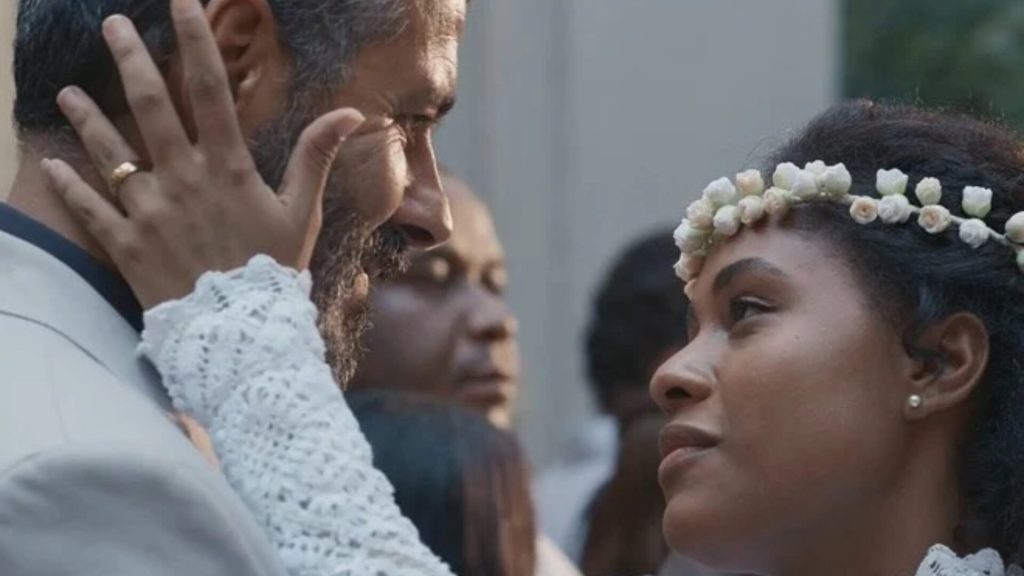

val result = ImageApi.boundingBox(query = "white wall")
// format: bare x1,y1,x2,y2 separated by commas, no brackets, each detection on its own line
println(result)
436,0,839,466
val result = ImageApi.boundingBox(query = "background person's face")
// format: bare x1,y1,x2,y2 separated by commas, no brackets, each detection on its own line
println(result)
651,224,915,572
352,176,521,428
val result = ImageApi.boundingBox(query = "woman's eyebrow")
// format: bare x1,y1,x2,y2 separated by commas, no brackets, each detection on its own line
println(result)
712,257,789,296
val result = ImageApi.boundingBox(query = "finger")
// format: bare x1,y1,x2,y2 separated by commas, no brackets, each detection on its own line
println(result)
102,14,191,162
56,86,142,204
171,0,247,154
41,158,130,255
279,109,366,222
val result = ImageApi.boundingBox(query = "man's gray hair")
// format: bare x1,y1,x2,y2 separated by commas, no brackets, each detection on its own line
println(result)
14,0,408,134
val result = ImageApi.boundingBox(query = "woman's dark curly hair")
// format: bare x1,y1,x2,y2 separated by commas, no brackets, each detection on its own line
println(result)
769,100,1024,561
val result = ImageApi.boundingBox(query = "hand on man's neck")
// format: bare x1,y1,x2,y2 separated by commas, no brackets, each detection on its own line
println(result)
6,137,117,268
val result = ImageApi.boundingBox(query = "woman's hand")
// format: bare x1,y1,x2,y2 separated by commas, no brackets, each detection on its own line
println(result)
41,0,364,309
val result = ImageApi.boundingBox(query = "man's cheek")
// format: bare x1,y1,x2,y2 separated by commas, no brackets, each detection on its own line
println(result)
336,133,407,226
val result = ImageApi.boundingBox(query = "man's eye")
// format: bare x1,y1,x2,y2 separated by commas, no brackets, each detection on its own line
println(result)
485,268,508,295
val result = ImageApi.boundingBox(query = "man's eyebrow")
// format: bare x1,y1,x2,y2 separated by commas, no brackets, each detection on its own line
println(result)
711,257,789,295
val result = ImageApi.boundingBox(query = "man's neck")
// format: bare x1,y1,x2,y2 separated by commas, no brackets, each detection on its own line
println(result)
6,140,115,267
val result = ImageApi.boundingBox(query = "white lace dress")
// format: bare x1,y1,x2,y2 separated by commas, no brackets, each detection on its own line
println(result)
139,257,1020,576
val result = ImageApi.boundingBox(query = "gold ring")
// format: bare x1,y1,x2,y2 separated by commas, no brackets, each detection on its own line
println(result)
108,161,142,194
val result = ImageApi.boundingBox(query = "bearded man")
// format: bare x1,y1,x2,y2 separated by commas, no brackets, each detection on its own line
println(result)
0,0,465,573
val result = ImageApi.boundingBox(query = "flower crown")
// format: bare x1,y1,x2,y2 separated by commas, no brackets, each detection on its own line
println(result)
674,161,1024,292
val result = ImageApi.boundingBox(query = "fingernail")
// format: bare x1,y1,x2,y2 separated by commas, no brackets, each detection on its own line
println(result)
339,112,366,138
171,0,202,17
56,86,80,108
102,15,130,41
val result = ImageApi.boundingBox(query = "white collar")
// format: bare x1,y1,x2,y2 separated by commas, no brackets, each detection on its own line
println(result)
0,230,170,411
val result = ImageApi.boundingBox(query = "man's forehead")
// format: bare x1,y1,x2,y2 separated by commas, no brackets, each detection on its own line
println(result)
414,0,468,38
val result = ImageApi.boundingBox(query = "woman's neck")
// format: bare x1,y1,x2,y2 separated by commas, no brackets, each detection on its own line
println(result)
771,434,962,576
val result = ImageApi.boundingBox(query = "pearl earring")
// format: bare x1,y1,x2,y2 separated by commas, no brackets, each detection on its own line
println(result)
907,394,924,410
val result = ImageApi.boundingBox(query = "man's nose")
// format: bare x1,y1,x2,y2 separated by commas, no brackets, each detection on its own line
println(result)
391,144,453,249
467,290,519,343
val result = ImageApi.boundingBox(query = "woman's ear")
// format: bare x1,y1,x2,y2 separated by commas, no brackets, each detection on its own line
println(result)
903,312,989,421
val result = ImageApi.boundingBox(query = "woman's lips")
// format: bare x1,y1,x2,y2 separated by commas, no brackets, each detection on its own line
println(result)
658,422,720,485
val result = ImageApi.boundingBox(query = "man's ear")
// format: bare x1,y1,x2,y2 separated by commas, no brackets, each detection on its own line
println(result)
205,0,286,113
166,0,288,137
903,312,989,421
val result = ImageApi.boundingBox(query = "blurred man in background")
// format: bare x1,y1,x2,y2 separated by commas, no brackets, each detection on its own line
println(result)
535,230,689,571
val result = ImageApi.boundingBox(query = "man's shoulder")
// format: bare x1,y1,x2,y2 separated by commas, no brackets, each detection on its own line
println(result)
0,313,181,466
0,443,286,576
0,316,286,576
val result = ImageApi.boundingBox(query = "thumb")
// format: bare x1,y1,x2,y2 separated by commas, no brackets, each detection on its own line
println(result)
279,108,365,221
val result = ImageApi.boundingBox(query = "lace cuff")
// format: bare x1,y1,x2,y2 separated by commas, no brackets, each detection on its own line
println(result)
140,255,454,576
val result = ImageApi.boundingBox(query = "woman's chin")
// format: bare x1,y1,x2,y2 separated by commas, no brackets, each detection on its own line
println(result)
662,496,749,572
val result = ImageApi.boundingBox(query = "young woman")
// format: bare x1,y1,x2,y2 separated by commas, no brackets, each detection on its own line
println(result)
39,4,1024,575
657,101,1024,576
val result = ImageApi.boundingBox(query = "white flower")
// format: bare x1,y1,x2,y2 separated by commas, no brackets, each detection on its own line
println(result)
876,168,909,196
1005,212,1024,244
804,160,828,176
821,163,853,199
674,254,704,282
703,177,737,207
773,162,801,190
686,198,715,230
735,170,765,197
959,218,990,249
674,218,711,253
790,170,820,200
713,205,742,237
962,186,993,218
763,187,793,216
915,177,943,206
737,196,765,225
849,197,879,225
878,194,913,224
918,205,952,234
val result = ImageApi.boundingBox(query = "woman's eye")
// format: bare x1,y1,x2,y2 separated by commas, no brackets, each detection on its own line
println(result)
729,297,771,325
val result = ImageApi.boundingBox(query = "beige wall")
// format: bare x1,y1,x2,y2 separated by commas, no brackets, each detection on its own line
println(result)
436,0,839,466
0,5,15,198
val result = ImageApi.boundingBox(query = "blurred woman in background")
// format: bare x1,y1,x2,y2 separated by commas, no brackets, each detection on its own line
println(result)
349,390,538,576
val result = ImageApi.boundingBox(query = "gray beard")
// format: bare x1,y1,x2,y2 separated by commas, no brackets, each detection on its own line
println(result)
248,103,407,387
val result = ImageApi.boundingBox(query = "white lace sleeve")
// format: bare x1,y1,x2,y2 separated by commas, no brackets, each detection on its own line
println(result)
138,255,454,576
